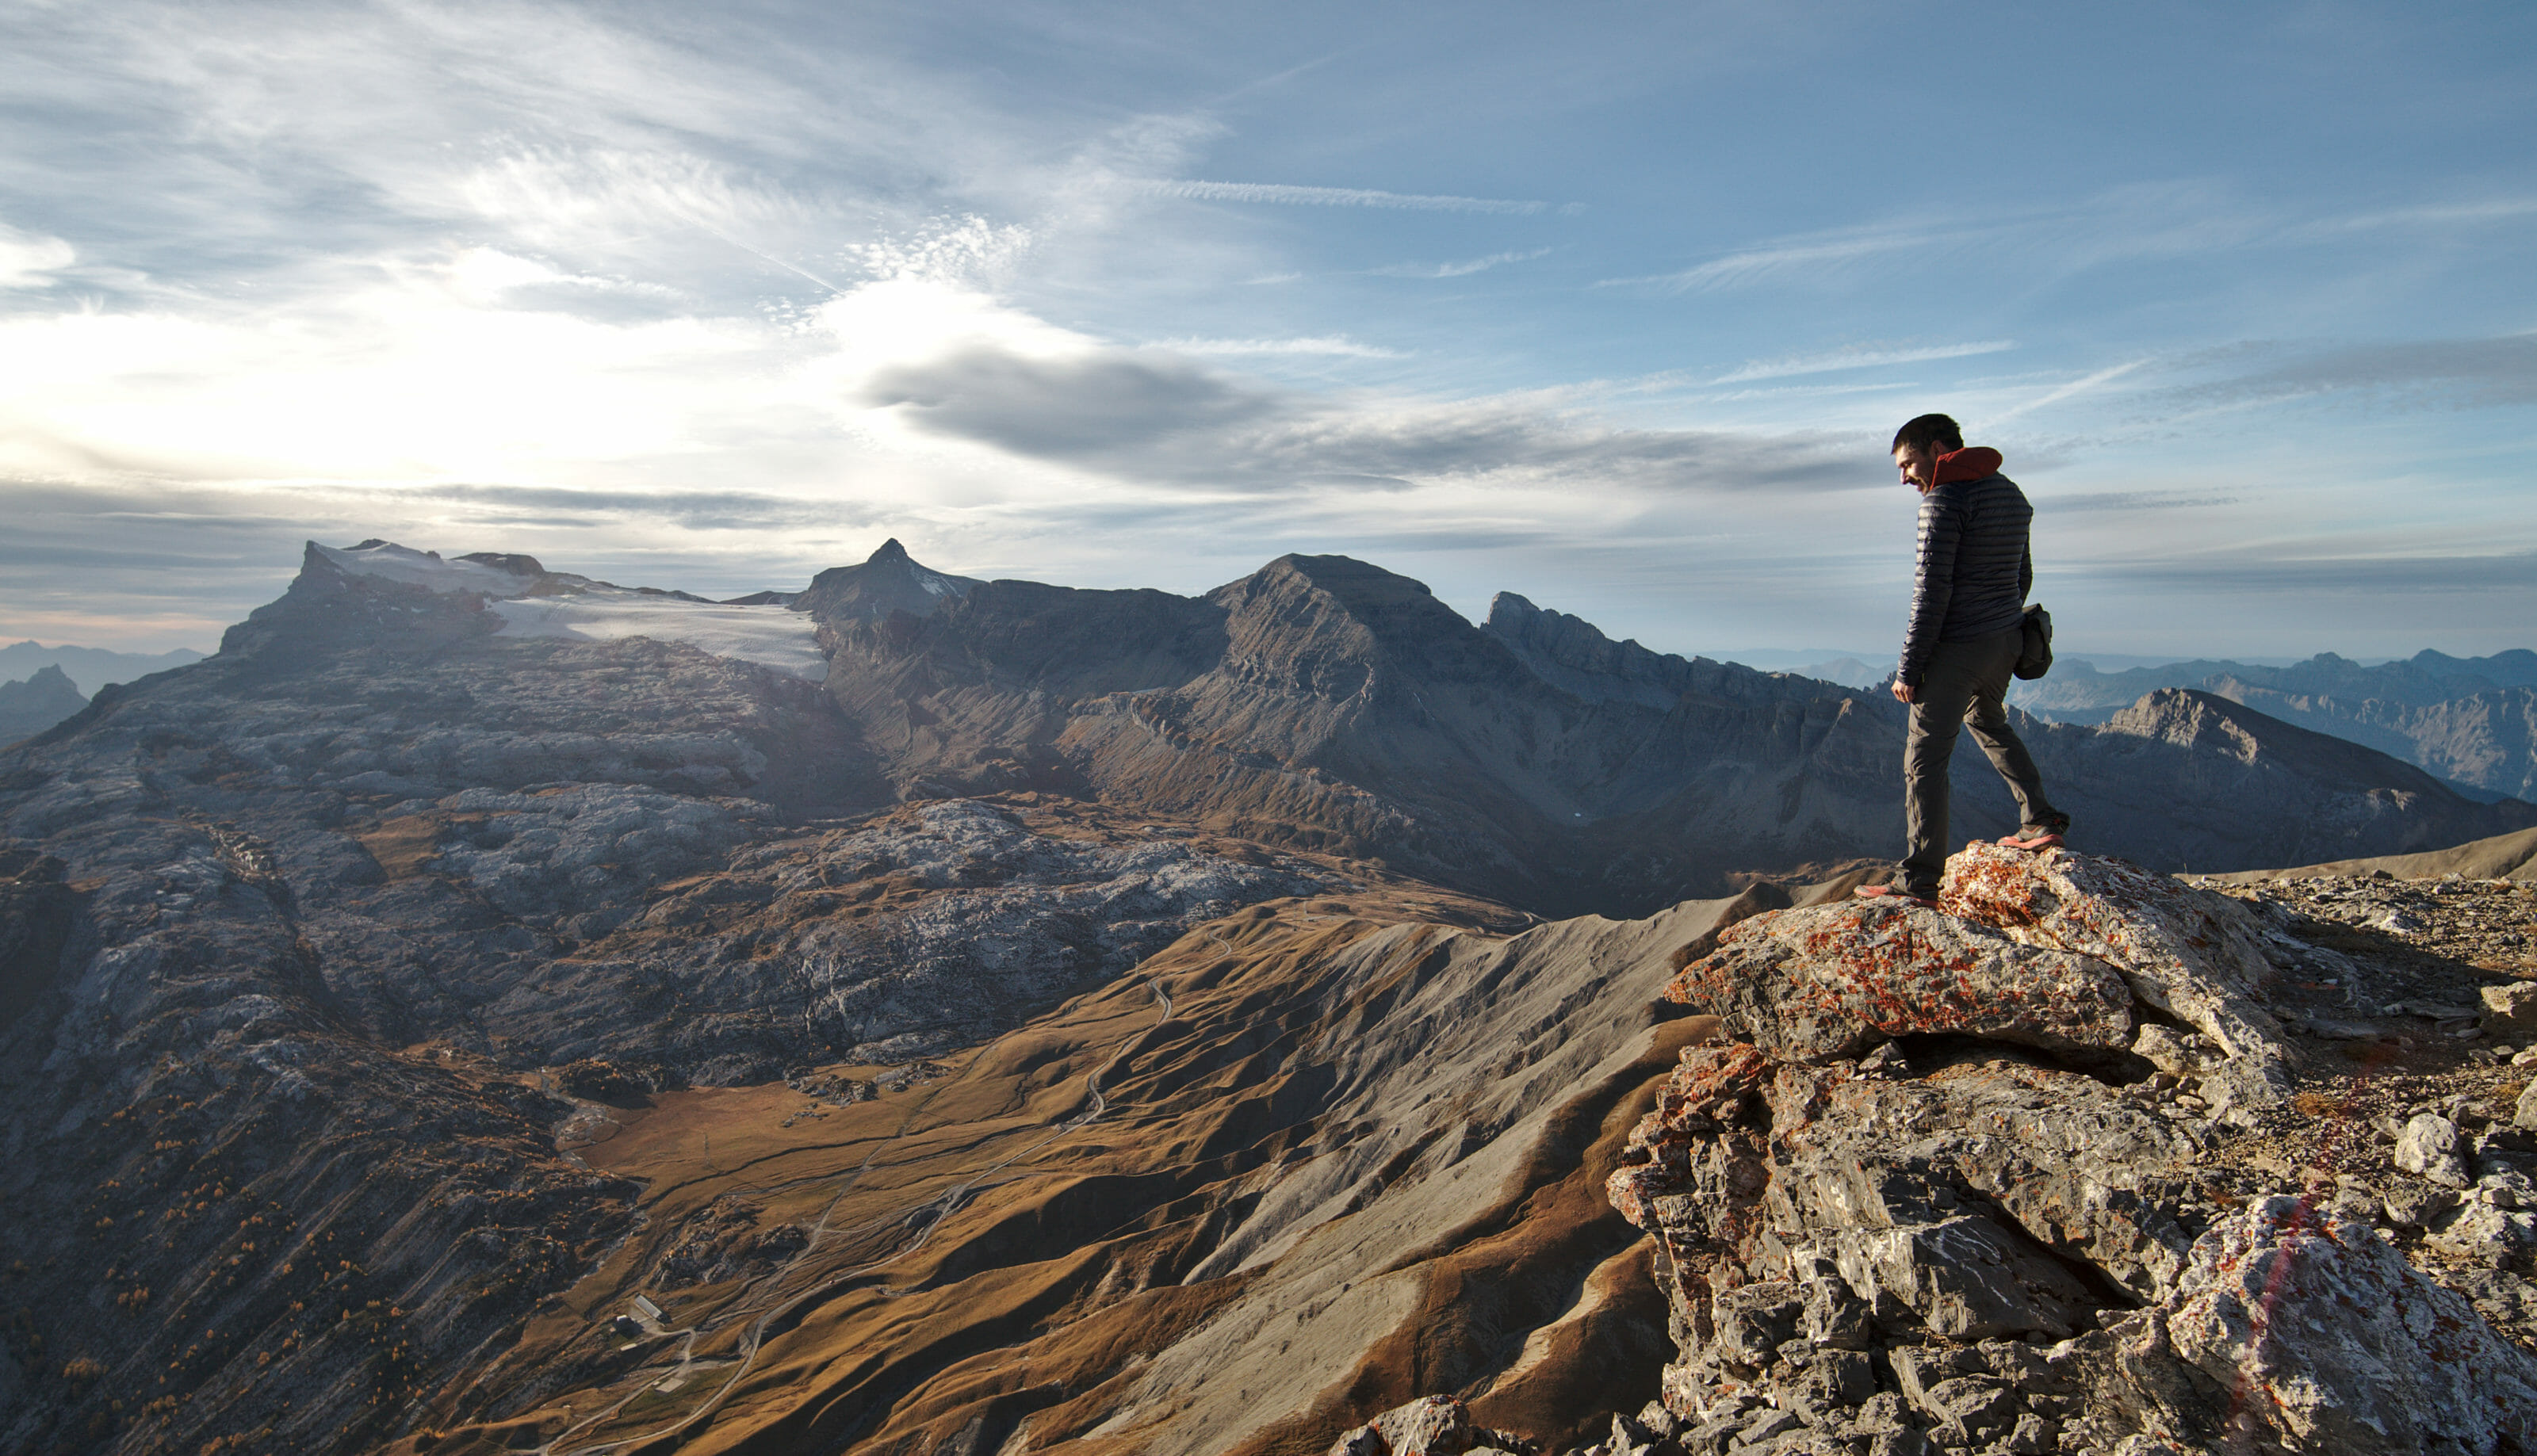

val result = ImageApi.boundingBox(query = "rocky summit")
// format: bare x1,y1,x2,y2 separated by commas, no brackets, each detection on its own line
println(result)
4,537,2537,1456
1607,843,2537,1456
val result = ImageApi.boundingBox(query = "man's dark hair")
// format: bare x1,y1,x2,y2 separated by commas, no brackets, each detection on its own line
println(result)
1892,413,1964,453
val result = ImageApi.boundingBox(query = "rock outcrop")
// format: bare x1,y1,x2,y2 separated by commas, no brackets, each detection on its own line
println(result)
1608,844,2537,1455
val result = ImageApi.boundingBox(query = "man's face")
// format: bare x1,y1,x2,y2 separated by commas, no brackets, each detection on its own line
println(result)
1893,442,1937,492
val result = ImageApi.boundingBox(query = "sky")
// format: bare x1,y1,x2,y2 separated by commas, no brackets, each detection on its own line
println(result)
2,0,2533,663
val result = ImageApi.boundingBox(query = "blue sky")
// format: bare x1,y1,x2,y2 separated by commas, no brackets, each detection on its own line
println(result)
2,0,2532,662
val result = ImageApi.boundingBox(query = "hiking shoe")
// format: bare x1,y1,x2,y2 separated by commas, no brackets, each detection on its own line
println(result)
1999,817,2070,851
1854,884,1938,910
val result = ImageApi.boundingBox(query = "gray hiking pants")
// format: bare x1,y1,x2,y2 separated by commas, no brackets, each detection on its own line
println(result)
1903,624,2059,894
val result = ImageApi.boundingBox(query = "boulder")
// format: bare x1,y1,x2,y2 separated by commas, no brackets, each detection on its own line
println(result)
2394,1112,2470,1187
2124,1197,2537,1452
2483,980,2537,1038
1664,898,2133,1064
1939,843,2296,1118
1323,1394,1534,1456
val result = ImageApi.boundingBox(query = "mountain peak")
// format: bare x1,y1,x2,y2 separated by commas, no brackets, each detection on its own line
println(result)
795,540,982,623
1487,591,1542,627
0,660,95,743
2107,687,2454,793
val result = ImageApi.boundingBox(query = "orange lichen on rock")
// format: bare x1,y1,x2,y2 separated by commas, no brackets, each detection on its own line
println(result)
1661,897,2132,1063
1942,842,2298,1119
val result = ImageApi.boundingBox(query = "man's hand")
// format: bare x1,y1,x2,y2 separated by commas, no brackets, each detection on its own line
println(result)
1892,679,1915,705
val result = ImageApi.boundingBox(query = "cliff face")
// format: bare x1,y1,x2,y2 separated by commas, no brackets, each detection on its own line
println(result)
2212,682,2537,802
0,821,641,1456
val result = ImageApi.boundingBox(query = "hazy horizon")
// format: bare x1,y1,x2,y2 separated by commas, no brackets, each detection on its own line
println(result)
0,532,2498,679
6,2,2532,659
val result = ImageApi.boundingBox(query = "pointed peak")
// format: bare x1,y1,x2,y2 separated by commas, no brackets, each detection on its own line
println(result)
797,541,982,623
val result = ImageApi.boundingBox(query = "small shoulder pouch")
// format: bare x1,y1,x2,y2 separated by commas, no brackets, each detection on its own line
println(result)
2014,603,2053,681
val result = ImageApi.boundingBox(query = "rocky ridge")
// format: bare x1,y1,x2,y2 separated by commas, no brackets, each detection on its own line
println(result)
804,541,2534,915
1580,843,2537,1456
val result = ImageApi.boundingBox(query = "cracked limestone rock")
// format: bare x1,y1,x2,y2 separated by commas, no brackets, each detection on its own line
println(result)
2072,1197,2537,1454
1324,1394,1534,1456
1607,846,2537,1456
1663,896,2133,1064
1940,842,2297,1121
2395,1112,2471,1187
2485,979,2537,1038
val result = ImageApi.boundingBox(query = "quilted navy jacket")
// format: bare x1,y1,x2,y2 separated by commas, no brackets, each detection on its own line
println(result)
1897,471,2033,688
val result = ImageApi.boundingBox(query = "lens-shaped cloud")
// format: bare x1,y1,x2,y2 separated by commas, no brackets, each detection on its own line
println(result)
862,338,1869,495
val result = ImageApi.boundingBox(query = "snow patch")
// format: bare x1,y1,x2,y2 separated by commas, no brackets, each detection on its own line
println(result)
316,541,534,596
490,591,826,681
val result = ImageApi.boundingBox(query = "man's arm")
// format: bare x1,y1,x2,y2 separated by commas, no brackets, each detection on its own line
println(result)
2020,541,2033,602
1896,488,1961,689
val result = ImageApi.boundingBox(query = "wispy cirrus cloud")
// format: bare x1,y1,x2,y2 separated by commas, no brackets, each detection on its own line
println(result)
1993,360,2152,422
1598,224,1970,293
1603,183,2537,300
2295,196,2537,237
1149,179,1561,216
1371,246,1553,279
2162,334,2537,411
2047,490,2242,514
1156,336,1406,358
1715,339,2015,383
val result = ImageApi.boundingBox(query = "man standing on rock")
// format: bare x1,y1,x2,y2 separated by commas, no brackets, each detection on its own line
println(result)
1857,413,2068,909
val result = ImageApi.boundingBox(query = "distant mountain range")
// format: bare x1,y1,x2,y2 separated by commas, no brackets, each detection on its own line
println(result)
0,638,202,696
2012,648,2537,801
0,665,86,747
794,540,2535,911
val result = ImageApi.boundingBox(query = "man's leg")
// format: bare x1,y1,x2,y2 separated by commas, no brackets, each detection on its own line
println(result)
1900,640,1985,895
1960,625,2064,832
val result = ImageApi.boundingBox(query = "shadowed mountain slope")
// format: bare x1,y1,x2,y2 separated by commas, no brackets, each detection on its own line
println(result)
2212,823,2537,882
809,547,2536,913
364,886,1772,1456
2019,688,2537,873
